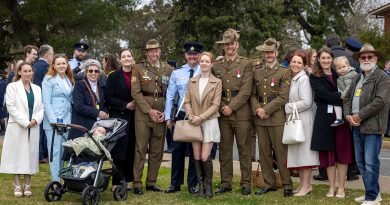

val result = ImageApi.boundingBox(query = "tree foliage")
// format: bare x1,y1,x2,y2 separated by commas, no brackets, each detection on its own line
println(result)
0,0,135,67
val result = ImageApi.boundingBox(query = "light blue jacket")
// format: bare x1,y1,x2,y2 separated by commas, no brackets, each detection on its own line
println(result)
42,75,73,130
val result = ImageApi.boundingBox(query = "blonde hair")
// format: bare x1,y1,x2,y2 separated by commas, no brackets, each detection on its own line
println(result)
198,51,215,63
333,56,350,67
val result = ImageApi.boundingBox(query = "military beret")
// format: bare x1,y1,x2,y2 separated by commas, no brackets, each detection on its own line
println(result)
344,37,362,53
73,42,89,52
183,42,203,54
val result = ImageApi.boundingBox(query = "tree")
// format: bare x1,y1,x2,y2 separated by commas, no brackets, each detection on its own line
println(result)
0,0,136,68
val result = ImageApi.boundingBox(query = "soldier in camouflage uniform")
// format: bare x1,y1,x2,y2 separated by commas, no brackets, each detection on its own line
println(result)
131,39,173,195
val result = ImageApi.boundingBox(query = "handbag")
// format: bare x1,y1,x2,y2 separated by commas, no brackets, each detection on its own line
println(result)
282,103,305,144
251,162,282,188
173,117,203,142
172,98,203,142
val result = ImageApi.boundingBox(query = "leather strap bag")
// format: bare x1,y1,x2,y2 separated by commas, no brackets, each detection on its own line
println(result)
282,103,305,144
173,117,203,142
172,98,203,142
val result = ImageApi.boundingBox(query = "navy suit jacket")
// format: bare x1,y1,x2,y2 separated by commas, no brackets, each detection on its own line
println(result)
33,59,49,88
68,79,108,140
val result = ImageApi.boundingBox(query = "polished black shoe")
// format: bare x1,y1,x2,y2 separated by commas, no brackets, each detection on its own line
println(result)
188,185,198,194
146,185,163,192
165,185,181,193
313,174,328,181
133,187,144,195
284,189,293,197
347,174,359,181
215,186,232,194
242,187,251,195
255,188,277,195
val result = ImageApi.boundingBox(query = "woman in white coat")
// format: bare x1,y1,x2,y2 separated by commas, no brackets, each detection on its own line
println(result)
0,62,44,197
42,55,74,182
285,51,319,196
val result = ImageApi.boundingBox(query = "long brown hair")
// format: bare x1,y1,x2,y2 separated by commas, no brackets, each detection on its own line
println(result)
312,47,334,77
305,48,316,68
13,61,34,82
46,55,75,84
103,53,119,75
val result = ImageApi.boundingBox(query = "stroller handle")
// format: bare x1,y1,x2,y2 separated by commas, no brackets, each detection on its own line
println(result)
50,123,89,132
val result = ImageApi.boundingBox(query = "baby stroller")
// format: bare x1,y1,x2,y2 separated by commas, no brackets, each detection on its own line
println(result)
44,118,128,205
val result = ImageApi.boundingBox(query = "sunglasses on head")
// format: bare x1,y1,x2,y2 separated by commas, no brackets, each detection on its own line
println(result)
360,55,374,61
88,69,100,74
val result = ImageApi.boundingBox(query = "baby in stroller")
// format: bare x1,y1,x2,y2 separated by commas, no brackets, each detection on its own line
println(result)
62,126,111,160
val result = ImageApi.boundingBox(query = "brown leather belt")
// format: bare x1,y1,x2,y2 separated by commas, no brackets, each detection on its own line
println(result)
222,90,239,98
142,91,165,98
258,96,276,104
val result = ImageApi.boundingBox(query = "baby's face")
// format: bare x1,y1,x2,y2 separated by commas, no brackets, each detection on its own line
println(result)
335,61,349,76
94,127,106,136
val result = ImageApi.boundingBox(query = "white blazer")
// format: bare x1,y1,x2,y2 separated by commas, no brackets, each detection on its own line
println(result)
0,80,44,174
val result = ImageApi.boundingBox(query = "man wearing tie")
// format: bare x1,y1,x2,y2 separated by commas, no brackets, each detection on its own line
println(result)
164,42,203,194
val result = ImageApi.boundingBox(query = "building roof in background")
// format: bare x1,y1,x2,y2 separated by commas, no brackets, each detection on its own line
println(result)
369,3,390,17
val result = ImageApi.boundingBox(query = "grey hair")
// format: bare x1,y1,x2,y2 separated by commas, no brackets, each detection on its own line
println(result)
82,59,102,73
38,44,53,56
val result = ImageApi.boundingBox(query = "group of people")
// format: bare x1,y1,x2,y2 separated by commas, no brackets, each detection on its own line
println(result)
0,28,388,205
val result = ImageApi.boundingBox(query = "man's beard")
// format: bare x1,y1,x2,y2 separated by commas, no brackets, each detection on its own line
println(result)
360,63,376,72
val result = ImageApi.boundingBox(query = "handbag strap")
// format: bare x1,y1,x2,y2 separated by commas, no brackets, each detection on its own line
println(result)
293,103,300,120
82,80,97,108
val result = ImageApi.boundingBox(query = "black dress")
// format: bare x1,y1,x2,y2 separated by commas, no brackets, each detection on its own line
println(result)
105,69,136,185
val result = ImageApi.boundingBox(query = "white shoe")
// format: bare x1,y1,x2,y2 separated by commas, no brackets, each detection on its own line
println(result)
356,194,382,203
361,201,380,205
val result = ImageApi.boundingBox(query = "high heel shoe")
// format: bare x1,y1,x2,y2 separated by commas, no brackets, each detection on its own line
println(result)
294,187,312,197
326,188,336,198
23,184,32,197
292,187,301,194
13,184,23,197
335,188,345,198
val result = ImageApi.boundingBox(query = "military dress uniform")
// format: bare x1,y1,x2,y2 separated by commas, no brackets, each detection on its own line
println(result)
213,29,253,193
251,38,293,196
131,41,173,192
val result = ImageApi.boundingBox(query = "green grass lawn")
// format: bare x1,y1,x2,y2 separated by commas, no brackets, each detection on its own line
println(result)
0,162,389,205
0,140,388,205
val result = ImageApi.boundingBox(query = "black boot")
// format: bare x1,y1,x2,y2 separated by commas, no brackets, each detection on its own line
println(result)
194,159,204,197
0,118,5,135
202,156,213,199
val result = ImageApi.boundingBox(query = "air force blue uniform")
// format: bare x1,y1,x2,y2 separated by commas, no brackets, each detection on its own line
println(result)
164,63,200,190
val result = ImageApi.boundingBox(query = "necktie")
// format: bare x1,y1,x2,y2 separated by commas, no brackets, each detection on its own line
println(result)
189,69,194,78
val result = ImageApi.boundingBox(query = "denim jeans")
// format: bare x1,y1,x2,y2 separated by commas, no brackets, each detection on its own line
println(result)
353,127,382,201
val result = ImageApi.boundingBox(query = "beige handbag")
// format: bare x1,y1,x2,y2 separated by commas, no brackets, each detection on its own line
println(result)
172,100,203,142
173,119,203,142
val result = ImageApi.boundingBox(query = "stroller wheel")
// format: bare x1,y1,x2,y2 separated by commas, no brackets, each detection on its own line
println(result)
113,185,128,201
82,186,100,205
44,181,63,202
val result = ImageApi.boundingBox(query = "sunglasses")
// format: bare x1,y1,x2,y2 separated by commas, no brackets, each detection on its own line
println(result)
88,69,100,74
360,55,374,61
